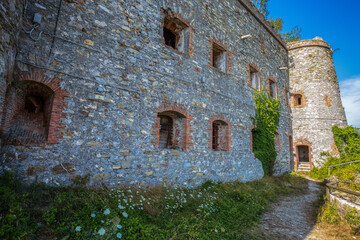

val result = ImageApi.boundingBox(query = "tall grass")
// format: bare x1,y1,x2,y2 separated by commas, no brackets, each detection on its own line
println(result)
0,172,306,239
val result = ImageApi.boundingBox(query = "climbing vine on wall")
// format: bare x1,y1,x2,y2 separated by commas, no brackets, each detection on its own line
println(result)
251,91,281,175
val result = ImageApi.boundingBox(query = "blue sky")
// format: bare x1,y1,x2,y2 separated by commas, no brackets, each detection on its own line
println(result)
268,0,360,127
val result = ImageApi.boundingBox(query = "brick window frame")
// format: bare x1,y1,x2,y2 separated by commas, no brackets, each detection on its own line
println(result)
291,91,307,108
248,64,261,90
294,138,313,171
208,39,231,75
275,130,281,153
267,76,277,99
1,68,69,145
208,116,232,151
160,8,194,58
153,103,193,150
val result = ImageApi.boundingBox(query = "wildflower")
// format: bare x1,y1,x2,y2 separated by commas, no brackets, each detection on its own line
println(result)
98,228,106,235
91,213,96,217
104,209,111,215
101,220,104,223
117,232,122,238
117,224,123,229
122,212,128,218
75,226,81,232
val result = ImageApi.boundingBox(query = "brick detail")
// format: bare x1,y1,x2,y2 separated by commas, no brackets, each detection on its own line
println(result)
67,0,85,5
6,68,69,144
153,103,193,150
275,129,281,153
208,39,231,76
290,90,307,108
208,115,232,151
247,63,261,90
294,138,313,170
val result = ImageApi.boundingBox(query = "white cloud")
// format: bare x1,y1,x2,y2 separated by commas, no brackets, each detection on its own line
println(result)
339,77,360,127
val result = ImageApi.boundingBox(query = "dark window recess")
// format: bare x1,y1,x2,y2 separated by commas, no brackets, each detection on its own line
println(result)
1,81,54,145
269,80,276,98
294,94,303,106
212,120,228,151
163,27,176,49
159,115,173,149
157,111,186,150
212,122,220,150
212,43,227,72
163,17,189,54
298,145,309,162
250,69,259,89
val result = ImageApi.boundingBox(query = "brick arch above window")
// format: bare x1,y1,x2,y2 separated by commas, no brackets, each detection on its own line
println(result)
208,116,232,151
153,103,193,150
1,68,69,145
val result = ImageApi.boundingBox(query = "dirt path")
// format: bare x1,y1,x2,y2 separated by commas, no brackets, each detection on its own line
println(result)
254,180,357,240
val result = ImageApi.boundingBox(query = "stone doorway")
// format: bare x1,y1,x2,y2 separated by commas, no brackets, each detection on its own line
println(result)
297,145,310,162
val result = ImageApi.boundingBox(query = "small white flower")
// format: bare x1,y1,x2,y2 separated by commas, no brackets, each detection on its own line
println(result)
104,209,111,215
75,226,81,232
98,228,106,235
122,212,128,218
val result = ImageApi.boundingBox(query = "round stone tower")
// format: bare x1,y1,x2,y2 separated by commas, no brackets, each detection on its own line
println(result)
288,37,347,171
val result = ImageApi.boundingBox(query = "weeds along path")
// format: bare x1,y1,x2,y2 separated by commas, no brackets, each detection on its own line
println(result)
255,180,322,240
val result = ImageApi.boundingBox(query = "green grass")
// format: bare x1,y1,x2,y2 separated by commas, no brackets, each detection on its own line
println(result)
0,172,307,240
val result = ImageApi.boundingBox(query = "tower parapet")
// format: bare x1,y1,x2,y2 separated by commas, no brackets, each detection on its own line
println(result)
288,37,347,170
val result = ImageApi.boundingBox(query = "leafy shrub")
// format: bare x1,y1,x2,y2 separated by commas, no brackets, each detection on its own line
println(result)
318,200,340,223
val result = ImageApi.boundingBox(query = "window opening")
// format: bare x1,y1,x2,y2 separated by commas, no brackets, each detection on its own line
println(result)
269,79,276,98
212,43,227,72
211,120,229,151
163,16,189,54
250,68,259,90
159,115,173,149
294,94,303,107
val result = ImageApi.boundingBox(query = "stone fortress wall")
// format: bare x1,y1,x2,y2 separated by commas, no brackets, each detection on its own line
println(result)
288,37,347,170
0,0,295,186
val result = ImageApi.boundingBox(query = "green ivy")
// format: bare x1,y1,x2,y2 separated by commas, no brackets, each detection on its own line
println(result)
251,91,281,175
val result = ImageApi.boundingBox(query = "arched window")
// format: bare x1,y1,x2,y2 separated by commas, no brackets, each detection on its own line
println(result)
212,120,229,151
293,94,304,107
1,81,54,145
156,111,187,150
1,69,68,145
209,117,231,151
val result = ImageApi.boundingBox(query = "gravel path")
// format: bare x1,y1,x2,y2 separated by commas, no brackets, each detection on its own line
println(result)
256,180,322,240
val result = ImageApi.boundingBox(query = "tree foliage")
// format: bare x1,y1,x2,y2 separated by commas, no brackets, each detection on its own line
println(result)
252,0,302,42
251,91,281,175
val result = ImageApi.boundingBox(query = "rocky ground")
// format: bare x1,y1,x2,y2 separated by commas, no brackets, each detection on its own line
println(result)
251,180,358,240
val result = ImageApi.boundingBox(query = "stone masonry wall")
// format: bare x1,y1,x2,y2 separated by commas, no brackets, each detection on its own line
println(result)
0,0,24,145
0,0,292,186
288,37,347,168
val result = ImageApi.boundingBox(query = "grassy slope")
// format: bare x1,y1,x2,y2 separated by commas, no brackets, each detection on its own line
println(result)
309,126,360,191
0,173,307,240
